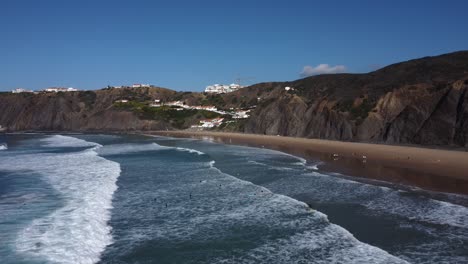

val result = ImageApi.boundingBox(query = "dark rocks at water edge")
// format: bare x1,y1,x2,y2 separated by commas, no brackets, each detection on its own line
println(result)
1,50,468,148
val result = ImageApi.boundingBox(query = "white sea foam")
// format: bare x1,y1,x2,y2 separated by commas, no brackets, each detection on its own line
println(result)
86,136,467,263
226,224,408,264
40,135,101,148
208,141,468,233
308,164,319,170
0,135,120,264
0,143,7,150
201,162,407,263
96,143,172,156
292,156,307,165
96,142,205,156
269,166,468,232
247,160,294,171
305,161,323,171
247,160,268,166
209,160,216,168
365,192,468,228
176,147,205,155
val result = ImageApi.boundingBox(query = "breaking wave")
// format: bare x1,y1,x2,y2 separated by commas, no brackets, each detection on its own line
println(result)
95,142,206,157
0,135,120,264
40,135,101,148
203,162,408,263
96,143,172,156
176,147,205,155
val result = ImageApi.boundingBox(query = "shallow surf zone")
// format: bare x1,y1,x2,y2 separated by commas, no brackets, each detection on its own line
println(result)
162,138,468,263
0,135,121,264
241,161,468,263
207,163,408,264
97,140,407,264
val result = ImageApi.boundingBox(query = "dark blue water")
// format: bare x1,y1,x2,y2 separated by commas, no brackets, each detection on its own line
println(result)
0,134,467,263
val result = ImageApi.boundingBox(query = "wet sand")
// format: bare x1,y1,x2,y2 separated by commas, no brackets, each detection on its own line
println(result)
149,131,468,195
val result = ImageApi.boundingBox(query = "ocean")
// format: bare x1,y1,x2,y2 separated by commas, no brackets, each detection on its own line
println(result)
0,134,467,264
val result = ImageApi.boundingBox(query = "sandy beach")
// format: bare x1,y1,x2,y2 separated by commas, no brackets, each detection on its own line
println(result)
150,131,468,195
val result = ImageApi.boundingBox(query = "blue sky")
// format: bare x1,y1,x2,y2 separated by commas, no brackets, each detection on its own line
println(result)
1,0,467,92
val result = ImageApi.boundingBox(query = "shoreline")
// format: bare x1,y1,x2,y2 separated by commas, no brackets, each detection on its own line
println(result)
149,131,468,195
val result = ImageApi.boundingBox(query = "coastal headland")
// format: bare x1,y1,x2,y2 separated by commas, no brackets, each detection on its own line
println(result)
1,51,468,194
151,131,468,195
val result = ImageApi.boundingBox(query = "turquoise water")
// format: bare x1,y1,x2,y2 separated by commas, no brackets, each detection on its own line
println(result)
0,134,467,263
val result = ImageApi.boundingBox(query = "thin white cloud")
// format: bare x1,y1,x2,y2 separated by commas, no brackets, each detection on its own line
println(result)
300,64,347,77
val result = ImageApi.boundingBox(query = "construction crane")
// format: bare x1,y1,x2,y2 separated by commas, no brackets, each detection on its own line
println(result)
235,76,256,87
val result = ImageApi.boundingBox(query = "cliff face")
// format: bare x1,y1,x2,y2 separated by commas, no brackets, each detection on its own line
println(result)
0,87,177,131
244,51,468,147
1,51,467,148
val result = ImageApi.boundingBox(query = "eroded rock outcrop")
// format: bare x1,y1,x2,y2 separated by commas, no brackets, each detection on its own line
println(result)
244,51,468,147
0,87,175,132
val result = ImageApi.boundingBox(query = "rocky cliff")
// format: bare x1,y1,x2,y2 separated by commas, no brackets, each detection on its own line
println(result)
243,51,468,147
1,51,467,148
0,87,177,131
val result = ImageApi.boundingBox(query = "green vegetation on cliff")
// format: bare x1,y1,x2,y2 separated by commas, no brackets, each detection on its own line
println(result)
113,101,222,129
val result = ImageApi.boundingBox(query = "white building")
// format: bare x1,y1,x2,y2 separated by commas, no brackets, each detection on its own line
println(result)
166,101,185,107
132,84,150,88
233,110,250,119
204,83,244,94
193,105,217,111
12,88,33,93
115,99,129,103
150,99,162,107
44,87,78,92
195,118,224,128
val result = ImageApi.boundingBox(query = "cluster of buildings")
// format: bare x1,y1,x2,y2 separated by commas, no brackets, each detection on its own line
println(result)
132,84,151,88
44,87,78,92
115,98,251,129
12,88,34,94
191,118,225,129
232,110,250,119
204,83,244,94
165,101,218,112
11,87,79,94
162,101,249,117
111,84,152,89
158,100,251,128
189,110,251,129
10,82,158,94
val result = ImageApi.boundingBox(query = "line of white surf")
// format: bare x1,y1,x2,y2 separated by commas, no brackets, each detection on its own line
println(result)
0,135,121,264
206,160,409,264
95,142,206,156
